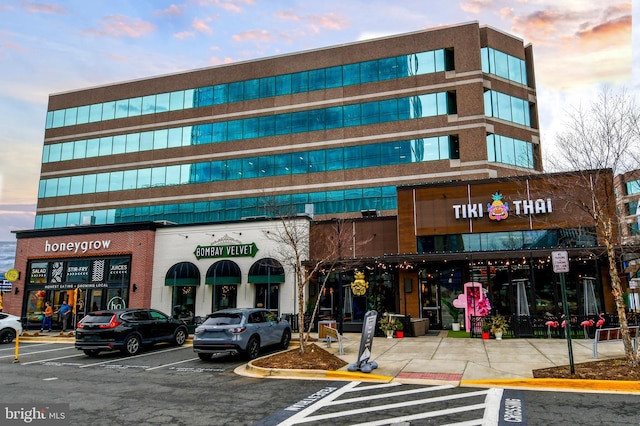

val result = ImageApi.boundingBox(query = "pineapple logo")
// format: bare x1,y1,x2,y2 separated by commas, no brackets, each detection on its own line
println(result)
350,271,369,296
488,192,509,221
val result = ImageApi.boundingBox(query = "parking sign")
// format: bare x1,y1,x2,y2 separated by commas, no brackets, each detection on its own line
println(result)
552,250,569,273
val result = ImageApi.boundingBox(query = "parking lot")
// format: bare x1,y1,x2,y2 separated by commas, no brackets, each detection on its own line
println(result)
0,338,324,425
2,339,248,373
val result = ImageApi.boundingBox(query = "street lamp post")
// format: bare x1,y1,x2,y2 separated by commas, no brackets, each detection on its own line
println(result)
336,219,343,334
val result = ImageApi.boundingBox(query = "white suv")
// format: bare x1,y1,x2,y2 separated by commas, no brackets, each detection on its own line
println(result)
0,313,23,343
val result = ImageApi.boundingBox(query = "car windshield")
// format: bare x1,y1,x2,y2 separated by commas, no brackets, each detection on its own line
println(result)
81,313,116,324
204,314,242,326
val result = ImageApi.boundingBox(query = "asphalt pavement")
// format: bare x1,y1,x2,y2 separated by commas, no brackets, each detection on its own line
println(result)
17,329,640,394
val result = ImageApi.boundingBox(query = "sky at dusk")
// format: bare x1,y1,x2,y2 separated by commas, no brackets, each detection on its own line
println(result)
0,0,636,242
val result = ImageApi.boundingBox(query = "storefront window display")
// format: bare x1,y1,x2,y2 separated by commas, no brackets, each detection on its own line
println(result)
23,257,131,329
172,286,195,323
213,285,237,311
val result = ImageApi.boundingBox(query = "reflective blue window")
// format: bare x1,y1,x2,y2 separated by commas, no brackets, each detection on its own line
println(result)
115,99,129,119
156,93,170,113
626,180,640,195
47,48,451,129
486,134,534,169
89,104,102,123
142,95,156,114
63,108,77,126
44,91,452,163
102,102,116,121
481,47,528,85
113,135,126,155
244,80,259,100
76,106,90,124
484,90,531,127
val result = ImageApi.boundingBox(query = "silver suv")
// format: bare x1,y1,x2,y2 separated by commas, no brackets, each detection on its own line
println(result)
193,308,291,360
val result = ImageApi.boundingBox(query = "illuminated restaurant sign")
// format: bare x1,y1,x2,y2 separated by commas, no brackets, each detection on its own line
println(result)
453,192,553,220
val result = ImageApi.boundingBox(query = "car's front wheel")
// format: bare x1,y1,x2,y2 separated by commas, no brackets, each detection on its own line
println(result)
83,349,100,357
198,353,213,361
280,329,291,349
0,329,16,344
245,337,260,360
122,334,141,356
173,327,187,346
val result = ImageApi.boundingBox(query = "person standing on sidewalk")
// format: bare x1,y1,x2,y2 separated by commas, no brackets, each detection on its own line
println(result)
58,300,72,332
41,301,53,332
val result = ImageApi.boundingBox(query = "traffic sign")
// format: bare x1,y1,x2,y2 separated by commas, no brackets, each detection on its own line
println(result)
552,251,569,273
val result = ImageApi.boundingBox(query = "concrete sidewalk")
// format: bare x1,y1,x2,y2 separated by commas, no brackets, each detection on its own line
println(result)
241,331,640,394
17,330,640,393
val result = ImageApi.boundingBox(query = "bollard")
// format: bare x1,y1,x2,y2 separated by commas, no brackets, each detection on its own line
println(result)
13,334,19,363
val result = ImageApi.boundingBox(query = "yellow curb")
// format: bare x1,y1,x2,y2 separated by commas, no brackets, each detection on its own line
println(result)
326,370,393,382
461,378,640,393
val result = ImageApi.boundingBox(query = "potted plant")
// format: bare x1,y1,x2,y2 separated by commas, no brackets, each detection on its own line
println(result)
481,316,492,339
441,297,462,331
490,313,509,340
395,320,404,338
379,313,402,339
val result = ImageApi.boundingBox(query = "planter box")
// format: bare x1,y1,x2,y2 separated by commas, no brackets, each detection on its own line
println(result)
411,318,429,336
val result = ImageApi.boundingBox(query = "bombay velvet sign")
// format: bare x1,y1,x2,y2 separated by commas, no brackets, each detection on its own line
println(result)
193,243,259,260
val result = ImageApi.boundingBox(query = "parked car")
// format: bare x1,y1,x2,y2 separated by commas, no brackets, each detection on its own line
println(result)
193,308,291,360
0,313,23,344
75,308,188,356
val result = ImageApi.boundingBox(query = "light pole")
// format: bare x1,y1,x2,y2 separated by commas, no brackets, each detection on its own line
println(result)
336,219,343,334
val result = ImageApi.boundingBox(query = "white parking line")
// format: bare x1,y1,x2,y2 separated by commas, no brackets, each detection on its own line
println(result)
21,353,86,365
1,346,75,359
79,345,190,368
145,357,200,371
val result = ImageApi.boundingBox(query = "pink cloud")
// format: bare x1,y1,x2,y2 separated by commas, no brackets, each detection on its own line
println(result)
274,10,301,22
193,0,255,13
232,29,275,43
84,15,155,38
192,18,213,34
460,0,495,14
307,13,348,31
575,15,631,48
275,10,348,33
21,1,66,14
208,55,235,65
155,4,184,16
174,31,195,39
498,7,514,20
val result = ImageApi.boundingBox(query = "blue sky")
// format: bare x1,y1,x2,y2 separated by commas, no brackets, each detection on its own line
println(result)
0,0,636,242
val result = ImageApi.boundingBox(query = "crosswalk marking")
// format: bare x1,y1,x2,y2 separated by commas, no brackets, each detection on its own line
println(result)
349,403,487,426
275,382,504,426
331,383,455,405
296,389,490,424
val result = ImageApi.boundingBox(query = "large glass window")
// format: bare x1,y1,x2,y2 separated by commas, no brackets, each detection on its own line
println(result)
36,185,398,229
481,47,528,85
39,136,457,198
46,48,452,129
484,90,532,127
43,92,453,163
487,134,535,169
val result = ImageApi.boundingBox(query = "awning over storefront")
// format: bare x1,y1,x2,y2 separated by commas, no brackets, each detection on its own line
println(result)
205,260,241,285
165,262,200,286
248,258,285,283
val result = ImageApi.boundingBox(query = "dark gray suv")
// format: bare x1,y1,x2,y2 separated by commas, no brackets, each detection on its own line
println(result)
75,308,188,356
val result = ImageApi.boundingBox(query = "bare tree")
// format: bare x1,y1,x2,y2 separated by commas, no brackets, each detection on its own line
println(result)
262,202,357,354
547,87,640,366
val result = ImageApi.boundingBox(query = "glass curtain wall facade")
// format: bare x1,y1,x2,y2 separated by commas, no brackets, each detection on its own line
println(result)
37,23,541,232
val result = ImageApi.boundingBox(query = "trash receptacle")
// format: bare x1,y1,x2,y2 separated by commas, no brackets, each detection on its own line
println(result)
411,318,429,336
